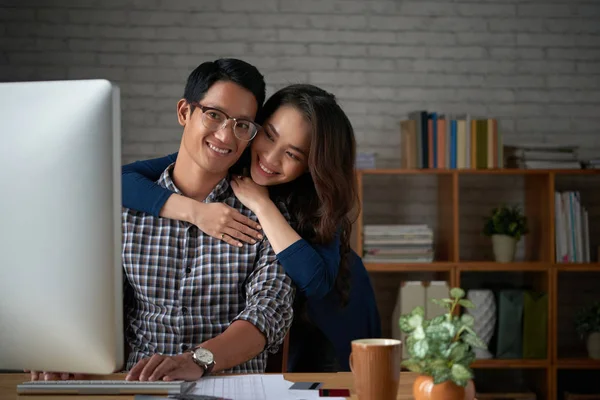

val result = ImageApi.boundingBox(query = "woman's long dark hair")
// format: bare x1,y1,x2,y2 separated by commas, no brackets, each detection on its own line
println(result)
253,84,359,307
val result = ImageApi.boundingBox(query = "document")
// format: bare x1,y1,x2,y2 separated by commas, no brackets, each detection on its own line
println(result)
191,375,345,400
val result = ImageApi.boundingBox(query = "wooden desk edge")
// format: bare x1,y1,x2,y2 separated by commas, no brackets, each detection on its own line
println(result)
0,372,419,400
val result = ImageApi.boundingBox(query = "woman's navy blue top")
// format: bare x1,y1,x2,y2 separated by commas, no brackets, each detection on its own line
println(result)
121,153,381,371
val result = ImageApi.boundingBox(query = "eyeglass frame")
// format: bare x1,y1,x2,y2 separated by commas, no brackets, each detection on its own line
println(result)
189,102,261,141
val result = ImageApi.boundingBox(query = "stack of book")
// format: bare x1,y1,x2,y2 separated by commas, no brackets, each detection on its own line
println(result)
555,191,591,263
505,144,581,169
363,224,434,263
400,111,503,169
582,158,600,169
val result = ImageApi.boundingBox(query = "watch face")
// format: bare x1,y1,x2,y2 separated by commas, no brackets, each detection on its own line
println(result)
194,347,214,365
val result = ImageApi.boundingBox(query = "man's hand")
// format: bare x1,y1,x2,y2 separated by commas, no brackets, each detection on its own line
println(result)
24,370,88,381
126,353,204,382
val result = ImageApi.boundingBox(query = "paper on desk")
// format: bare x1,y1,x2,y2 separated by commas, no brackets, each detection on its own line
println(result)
192,374,345,400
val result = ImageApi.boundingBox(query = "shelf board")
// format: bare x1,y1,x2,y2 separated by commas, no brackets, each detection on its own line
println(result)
358,168,453,175
365,262,453,272
472,359,548,368
458,169,550,175
357,168,600,176
555,263,600,271
552,169,600,175
457,262,550,271
556,358,600,369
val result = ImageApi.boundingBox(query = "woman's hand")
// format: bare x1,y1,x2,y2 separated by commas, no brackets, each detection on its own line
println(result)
231,176,271,215
193,202,263,247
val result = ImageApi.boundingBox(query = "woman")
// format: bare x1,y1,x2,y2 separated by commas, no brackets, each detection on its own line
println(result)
121,84,381,372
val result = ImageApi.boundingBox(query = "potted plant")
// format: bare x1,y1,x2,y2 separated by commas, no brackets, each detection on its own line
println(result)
574,301,600,359
482,204,529,262
399,287,486,400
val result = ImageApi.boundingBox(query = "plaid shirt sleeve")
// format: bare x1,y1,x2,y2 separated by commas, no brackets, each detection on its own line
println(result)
232,201,295,353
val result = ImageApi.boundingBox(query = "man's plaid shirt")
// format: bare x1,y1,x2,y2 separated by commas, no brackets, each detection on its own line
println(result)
121,164,295,373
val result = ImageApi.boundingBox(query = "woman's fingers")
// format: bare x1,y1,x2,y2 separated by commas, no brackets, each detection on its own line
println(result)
219,233,242,248
223,227,255,245
231,212,262,232
229,220,262,242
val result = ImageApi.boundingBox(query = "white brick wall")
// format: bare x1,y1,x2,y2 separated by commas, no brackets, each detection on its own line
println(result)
1,0,599,259
1,0,599,166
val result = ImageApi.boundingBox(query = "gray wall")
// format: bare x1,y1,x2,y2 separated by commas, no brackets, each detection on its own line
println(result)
1,0,599,167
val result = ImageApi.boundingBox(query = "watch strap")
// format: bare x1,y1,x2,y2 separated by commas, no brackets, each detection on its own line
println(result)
190,347,216,376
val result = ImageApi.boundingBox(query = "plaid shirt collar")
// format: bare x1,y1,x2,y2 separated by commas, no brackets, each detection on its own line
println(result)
158,162,232,203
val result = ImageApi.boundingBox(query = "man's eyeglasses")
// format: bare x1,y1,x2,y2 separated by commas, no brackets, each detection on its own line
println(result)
190,102,260,141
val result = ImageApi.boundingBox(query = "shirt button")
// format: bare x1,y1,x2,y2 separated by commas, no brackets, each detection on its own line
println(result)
186,267,191,274
181,344,189,351
182,306,188,314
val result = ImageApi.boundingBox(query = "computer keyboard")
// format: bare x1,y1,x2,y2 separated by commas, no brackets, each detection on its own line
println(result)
17,379,196,395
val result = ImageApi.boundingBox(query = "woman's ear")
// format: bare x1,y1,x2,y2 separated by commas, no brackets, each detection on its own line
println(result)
176,99,190,127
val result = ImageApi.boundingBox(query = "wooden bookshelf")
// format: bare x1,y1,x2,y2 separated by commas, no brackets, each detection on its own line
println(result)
355,168,600,400
365,262,453,272
556,358,600,369
472,359,549,369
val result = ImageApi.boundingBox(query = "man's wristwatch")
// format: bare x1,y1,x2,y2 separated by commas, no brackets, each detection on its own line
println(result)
189,346,216,376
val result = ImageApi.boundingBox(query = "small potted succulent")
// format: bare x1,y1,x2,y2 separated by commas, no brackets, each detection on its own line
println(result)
399,288,486,400
574,301,600,359
482,204,529,262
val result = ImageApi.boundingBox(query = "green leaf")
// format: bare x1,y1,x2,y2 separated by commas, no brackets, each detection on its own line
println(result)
460,314,475,327
425,323,452,341
412,306,425,317
463,333,487,349
432,367,452,385
462,325,477,336
430,315,447,326
429,340,451,358
431,298,453,306
458,299,475,308
408,314,424,329
457,352,476,367
429,359,448,370
441,321,456,336
406,335,416,351
449,343,468,361
452,378,469,388
401,358,423,373
413,325,426,340
399,315,413,333
451,363,473,382
450,288,465,299
413,339,429,358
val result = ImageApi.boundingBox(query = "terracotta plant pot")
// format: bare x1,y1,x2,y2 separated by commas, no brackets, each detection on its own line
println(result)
413,375,476,400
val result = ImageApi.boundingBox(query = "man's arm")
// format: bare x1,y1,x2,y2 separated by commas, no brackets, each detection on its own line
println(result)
196,320,266,372
126,320,267,382
195,198,295,370
127,238,295,381
228,230,296,355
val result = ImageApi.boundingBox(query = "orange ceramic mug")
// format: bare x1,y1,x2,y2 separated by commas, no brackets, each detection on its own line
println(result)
349,339,402,400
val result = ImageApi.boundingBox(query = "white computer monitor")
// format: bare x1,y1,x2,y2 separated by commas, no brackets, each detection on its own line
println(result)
0,80,124,374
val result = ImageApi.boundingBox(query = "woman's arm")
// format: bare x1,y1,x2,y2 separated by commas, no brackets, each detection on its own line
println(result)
231,176,342,299
122,153,261,245
122,152,178,217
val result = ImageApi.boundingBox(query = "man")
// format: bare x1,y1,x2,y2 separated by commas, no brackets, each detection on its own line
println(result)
28,59,295,382
121,58,295,382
